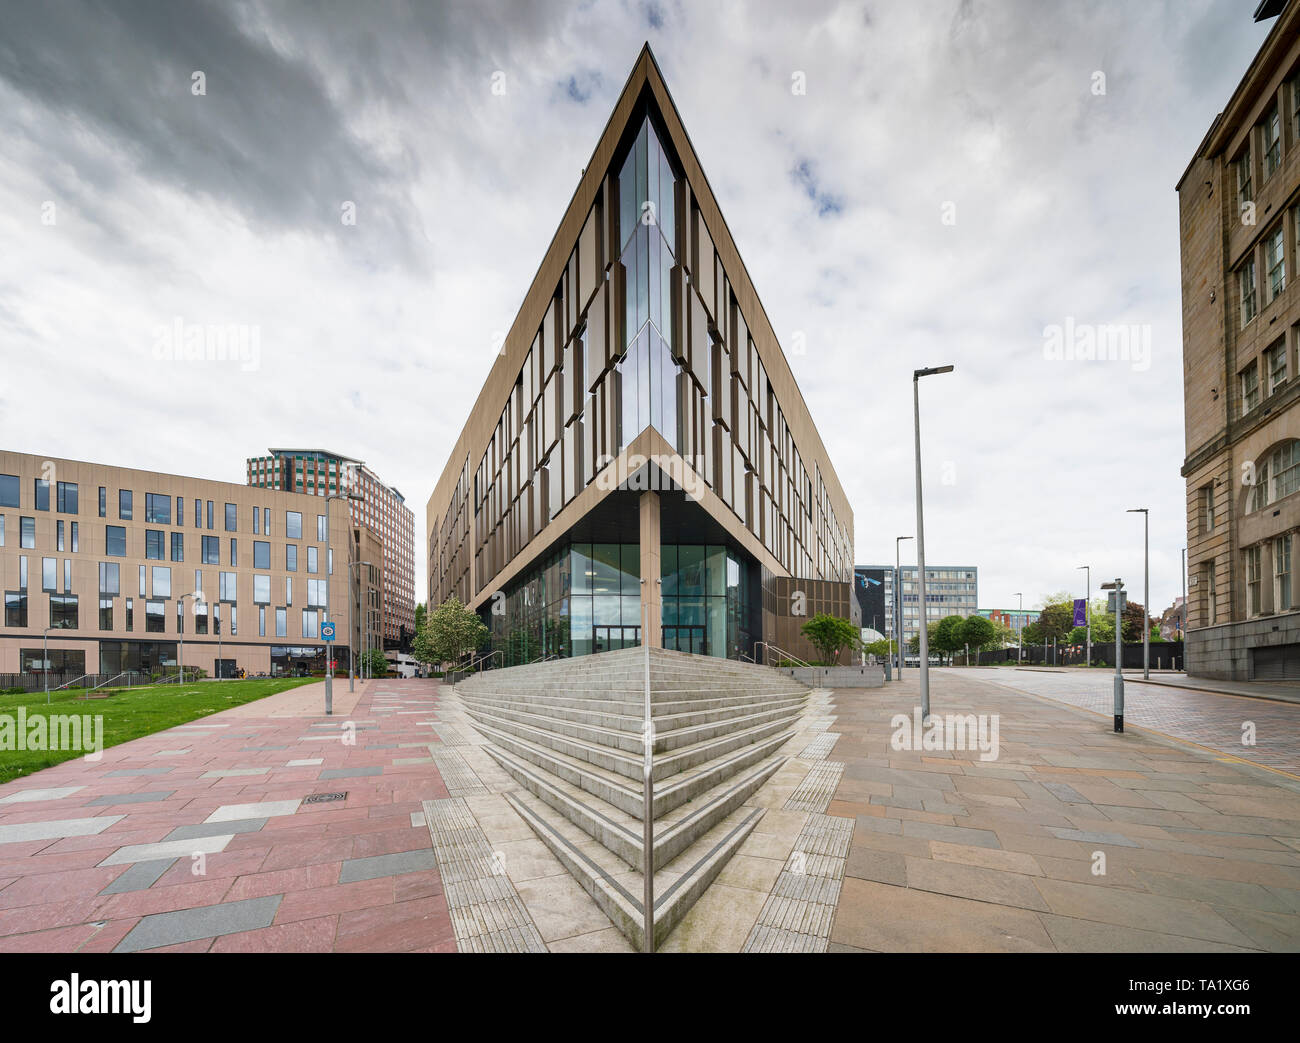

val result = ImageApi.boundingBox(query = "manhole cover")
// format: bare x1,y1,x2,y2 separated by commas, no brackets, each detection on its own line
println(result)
303,791,347,805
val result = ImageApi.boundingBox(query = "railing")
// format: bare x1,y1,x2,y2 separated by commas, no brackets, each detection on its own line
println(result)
528,653,560,665
92,672,131,692
466,650,503,674
53,673,91,691
752,641,811,669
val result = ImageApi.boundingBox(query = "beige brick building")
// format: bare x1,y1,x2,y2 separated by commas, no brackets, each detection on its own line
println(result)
0,450,369,681
1178,0,1300,679
426,46,857,666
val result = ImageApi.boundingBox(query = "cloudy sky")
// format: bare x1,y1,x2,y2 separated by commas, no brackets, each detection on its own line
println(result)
0,0,1274,614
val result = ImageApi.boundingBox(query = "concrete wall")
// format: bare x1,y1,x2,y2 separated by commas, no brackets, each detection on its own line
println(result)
1186,610,1300,679
774,664,884,688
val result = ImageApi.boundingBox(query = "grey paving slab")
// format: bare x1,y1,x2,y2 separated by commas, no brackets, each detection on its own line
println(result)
99,858,176,895
114,895,282,952
0,815,124,845
99,833,235,865
0,786,84,803
200,768,268,778
1049,827,1139,848
338,849,438,883
899,820,1001,849
164,817,268,842
240,745,289,751
319,766,383,779
86,790,175,806
206,800,300,822
105,767,172,777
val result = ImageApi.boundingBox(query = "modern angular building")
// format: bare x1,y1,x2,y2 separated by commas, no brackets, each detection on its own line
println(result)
247,448,416,649
0,449,361,680
1178,0,1300,679
855,564,978,649
426,46,856,667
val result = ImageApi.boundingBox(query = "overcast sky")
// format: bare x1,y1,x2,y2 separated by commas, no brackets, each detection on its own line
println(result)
0,0,1274,614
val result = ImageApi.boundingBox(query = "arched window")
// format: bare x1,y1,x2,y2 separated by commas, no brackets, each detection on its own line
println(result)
1250,440,1300,511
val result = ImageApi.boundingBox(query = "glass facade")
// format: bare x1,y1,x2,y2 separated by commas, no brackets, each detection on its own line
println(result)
485,538,756,666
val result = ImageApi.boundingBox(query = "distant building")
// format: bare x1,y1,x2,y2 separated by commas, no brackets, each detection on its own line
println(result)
979,607,1040,643
857,565,978,648
246,448,415,650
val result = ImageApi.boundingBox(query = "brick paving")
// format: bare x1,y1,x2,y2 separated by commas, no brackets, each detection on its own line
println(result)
974,667,1300,776
824,671,1300,952
0,679,457,953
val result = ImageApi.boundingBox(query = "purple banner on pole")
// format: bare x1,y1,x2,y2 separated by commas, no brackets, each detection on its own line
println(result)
1073,599,1087,627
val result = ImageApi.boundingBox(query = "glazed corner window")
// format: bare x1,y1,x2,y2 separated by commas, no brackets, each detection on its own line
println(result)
0,474,19,509
224,502,238,531
1240,360,1261,415
118,489,133,520
34,479,49,511
286,511,303,539
106,525,126,557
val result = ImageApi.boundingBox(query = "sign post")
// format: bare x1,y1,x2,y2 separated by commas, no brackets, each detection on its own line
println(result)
321,620,337,716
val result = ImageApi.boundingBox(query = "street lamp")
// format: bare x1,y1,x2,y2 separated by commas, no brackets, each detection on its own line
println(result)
42,625,56,704
1127,508,1149,679
895,535,913,679
348,559,374,692
326,489,365,710
1076,565,1090,668
178,592,203,686
1013,592,1023,664
913,363,953,721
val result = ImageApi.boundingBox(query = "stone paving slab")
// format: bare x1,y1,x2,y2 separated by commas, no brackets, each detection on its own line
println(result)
0,680,456,952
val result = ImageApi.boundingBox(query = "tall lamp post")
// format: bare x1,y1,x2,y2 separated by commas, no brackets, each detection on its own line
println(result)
326,489,364,700
1013,592,1023,664
1127,508,1149,679
178,592,202,686
895,535,913,679
42,624,55,704
1076,565,1090,668
913,363,954,721
348,559,374,693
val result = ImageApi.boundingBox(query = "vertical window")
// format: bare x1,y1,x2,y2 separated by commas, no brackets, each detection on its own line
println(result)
119,489,132,520
42,557,56,592
230,538,237,567
1267,224,1286,302
286,577,293,606
176,496,184,525
152,566,171,598
286,511,303,539
254,574,270,603
177,599,184,634
0,474,19,509
259,604,266,637
317,515,327,542
224,502,237,531
1246,545,1263,617
106,525,126,557
1241,360,1261,415
18,555,27,590
195,498,202,528
1240,258,1258,326
139,564,146,596
202,535,219,564
64,558,71,592
220,572,237,601
1263,104,1281,180
70,521,78,552
1267,339,1289,393
56,482,78,513
1201,484,1215,534
253,541,270,569
99,487,106,517
57,519,65,552
1276,534,1293,613
34,479,49,511
253,506,261,534
171,532,184,561
99,561,120,594
275,606,286,637
146,599,165,633
206,500,214,529
0,514,5,547
145,530,164,559
307,546,318,574
286,544,298,572
125,597,133,632
99,598,113,631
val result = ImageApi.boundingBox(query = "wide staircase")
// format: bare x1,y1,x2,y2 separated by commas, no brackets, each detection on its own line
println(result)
455,646,811,950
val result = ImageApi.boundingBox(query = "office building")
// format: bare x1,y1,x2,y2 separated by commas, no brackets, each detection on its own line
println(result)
425,46,857,666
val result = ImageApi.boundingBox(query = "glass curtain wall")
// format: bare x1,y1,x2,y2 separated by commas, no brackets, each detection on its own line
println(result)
617,117,680,452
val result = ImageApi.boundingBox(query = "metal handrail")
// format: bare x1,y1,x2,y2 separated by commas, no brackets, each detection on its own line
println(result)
752,641,811,669
467,649,503,673
53,673,90,691
737,650,755,664
91,671,130,692
529,653,560,665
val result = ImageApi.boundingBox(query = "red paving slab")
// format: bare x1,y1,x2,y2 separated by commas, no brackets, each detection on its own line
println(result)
0,679,457,952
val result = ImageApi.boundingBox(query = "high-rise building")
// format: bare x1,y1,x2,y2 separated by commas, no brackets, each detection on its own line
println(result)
425,46,857,666
1178,0,1300,679
246,449,415,649
0,449,351,679
856,564,978,648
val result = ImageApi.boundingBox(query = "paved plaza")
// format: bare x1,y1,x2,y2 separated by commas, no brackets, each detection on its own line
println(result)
0,668,1297,952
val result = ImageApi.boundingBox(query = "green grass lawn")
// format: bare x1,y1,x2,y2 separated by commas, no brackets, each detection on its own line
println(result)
0,678,314,785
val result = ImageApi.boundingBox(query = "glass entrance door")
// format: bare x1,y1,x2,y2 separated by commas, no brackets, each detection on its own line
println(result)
593,625,640,653
662,625,707,655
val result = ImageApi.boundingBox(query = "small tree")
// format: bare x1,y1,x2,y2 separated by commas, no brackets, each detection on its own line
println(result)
363,647,389,677
799,613,860,665
932,615,966,665
413,596,488,669
959,614,996,665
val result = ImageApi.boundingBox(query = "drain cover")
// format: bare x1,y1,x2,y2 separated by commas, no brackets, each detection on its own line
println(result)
303,791,347,805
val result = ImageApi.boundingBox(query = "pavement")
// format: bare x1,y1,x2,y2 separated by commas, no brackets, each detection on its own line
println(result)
0,678,456,952
1,668,1298,952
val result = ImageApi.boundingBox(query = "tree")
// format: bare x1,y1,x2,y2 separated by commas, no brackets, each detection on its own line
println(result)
863,637,896,660
1022,621,1044,645
932,615,967,664
1036,597,1075,644
800,613,860,665
1121,600,1151,643
959,615,996,663
413,596,488,668
363,647,389,677
414,602,427,634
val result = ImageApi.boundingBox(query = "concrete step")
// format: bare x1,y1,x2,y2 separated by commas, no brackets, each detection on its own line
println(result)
505,788,765,951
